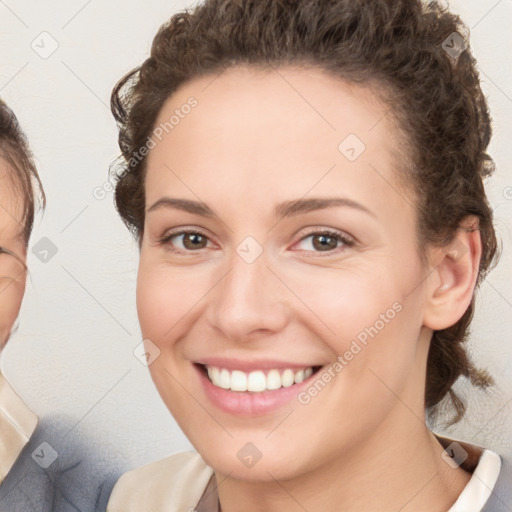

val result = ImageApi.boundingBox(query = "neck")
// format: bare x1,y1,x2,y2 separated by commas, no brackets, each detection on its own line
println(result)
216,407,472,512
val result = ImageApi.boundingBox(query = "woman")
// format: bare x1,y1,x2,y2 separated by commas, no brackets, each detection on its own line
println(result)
107,0,508,510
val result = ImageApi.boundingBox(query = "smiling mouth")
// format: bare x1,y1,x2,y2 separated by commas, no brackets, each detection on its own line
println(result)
198,364,322,393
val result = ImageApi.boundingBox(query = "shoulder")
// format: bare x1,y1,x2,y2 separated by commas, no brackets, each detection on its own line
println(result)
107,451,213,512
0,415,127,512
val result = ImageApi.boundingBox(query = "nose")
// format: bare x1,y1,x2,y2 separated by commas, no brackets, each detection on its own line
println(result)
206,249,289,342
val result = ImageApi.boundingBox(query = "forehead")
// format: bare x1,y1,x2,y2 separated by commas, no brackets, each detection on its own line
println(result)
0,158,26,242
145,65,411,217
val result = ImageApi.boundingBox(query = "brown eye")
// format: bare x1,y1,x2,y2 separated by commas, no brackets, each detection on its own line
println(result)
181,232,208,250
160,230,212,252
311,234,339,251
293,229,355,254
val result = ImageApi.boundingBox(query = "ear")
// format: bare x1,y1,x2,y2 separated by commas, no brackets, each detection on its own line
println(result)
422,216,482,330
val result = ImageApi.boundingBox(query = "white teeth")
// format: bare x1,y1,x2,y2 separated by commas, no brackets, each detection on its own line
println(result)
266,369,281,390
294,369,305,384
218,369,231,389
207,366,219,383
231,370,247,392
205,365,315,393
281,369,295,387
247,371,266,392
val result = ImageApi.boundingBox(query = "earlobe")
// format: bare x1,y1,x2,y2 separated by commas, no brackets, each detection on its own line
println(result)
423,216,482,330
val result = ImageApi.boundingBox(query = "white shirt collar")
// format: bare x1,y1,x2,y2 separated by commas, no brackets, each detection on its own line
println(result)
447,449,502,512
0,372,38,482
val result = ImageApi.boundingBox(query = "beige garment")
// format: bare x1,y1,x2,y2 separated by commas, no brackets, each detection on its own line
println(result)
107,451,215,512
0,372,38,484
107,439,499,512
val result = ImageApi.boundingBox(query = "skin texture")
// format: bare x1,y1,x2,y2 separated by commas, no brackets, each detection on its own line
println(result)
137,66,481,511
0,163,27,349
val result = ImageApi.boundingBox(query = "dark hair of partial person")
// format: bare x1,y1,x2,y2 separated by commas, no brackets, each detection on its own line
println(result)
0,98,45,244
109,0,500,425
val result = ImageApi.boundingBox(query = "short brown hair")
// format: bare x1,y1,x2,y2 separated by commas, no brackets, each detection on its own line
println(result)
0,98,45,244
110,0,499,424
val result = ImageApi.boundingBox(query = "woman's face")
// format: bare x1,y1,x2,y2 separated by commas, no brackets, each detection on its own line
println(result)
0,165,27,349
138,66,434,481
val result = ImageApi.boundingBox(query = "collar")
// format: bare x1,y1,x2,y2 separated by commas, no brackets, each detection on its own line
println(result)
0,372,38,483
447,449,501,512
196,472,220,512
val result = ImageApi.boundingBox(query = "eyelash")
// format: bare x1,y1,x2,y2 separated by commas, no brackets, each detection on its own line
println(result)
158,227,356,256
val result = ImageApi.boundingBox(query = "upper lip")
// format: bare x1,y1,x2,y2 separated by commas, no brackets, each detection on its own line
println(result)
194,357,324,372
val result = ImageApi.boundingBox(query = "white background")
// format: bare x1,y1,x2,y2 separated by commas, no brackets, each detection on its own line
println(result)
1,0,511,469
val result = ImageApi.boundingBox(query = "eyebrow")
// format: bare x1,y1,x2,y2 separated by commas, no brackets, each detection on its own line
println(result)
147,196,376,220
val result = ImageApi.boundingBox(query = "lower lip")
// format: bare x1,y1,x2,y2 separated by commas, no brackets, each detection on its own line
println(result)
195,365,319,416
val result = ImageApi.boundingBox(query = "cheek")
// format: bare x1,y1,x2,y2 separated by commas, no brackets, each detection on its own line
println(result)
0,281,25,347
137,264,176,341
135,262,194,411
280,264,403,341
279,260,424,386
136,258,208,343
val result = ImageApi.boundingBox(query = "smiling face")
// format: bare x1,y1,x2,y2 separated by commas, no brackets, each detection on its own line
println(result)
137,65,435,481
0,162,28,349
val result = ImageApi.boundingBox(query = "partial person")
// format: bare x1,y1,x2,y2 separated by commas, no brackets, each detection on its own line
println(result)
0,96,44,495
0,98,125,512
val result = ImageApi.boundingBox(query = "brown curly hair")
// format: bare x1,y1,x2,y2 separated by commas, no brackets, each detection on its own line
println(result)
110,0,499,424
0,98,45,244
